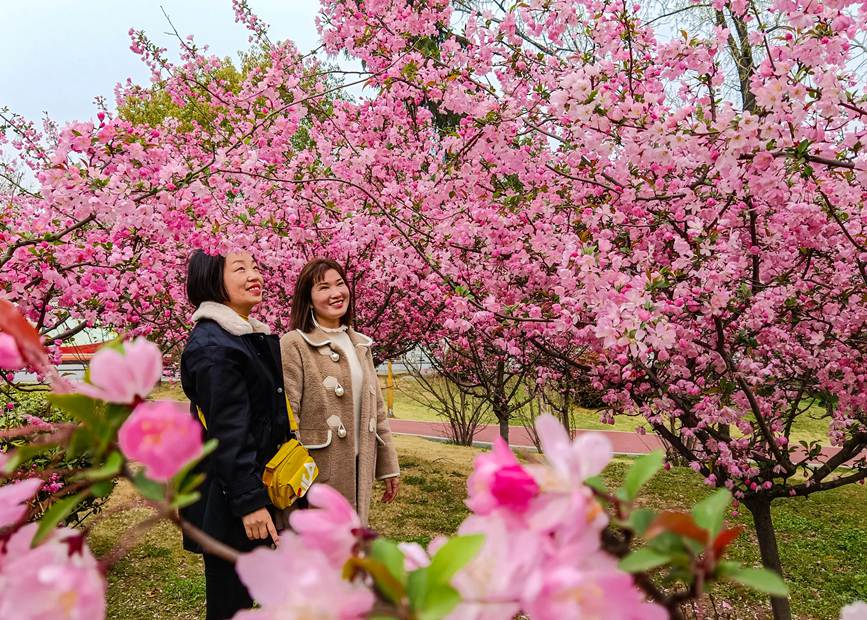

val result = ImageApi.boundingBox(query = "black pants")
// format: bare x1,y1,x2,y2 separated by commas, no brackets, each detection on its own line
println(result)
203,552,254,620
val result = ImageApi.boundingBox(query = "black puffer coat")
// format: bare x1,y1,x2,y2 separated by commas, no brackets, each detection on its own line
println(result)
179,303,291,553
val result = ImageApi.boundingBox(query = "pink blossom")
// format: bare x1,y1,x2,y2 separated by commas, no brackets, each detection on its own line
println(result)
753,151,775,171
0,523,106,620
289,483,361,567
522,563,667,620
398,542,430,571
0,333,24,370
232,533,373,620
523,416,611,544
77,337,162,404
841,602,867,620
532,415,612,489
467,437,539,515
117,401,203,482
448,514,542,620
0,478,43,528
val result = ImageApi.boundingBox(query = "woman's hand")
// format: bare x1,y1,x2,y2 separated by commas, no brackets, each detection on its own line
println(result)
242,507,280,545
381,477,400,503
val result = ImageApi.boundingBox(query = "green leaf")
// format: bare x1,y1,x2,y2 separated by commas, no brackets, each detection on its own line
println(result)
692,488,732,539
77,450,123,481
91,480,115,498
725,565,789,597
427,534,484,585
584,474,608,494
33,491,88,545
407,536,484,619
2,443,55,473
371,538,407,585
132,470,166,502
46,393,101,427
627,508,656,536
619,548,672,573
621,450,665,500
178,473,207,496
169,439,217,494
407,566,430,610
363,555,407,605
66,426,95,459
416,583,462,620
171,491,202,509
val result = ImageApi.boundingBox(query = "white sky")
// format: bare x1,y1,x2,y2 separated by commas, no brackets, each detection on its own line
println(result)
0,0,325,124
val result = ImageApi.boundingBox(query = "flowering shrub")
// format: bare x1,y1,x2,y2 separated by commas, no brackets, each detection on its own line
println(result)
1,0,865,616
0,301,794,619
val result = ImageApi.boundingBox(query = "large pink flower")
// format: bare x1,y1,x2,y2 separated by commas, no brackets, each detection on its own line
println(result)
77,337,162,404
0,333,24,370
534,414,613,486
232,533,374,620
466,437,539,516
522,416,612,548
0,478,43,528
522,562,666,620
118,401,203,482
289,483,362,567
448,514,543,620
0,523,106,620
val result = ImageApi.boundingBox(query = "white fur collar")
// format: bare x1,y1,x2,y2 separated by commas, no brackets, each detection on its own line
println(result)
192,301,270,336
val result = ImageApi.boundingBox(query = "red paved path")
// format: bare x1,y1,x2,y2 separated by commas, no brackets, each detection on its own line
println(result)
388,419,664,454
388,419,860,465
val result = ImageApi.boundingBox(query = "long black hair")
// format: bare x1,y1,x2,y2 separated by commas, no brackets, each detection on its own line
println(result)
290,259,354,332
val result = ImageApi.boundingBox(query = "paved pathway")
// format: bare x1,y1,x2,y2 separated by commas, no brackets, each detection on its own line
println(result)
388,419,664,455
388,419,861,465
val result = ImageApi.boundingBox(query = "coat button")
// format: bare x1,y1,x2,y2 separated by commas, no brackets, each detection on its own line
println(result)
330,351,340,362
277,387,283,394
334,385,345,397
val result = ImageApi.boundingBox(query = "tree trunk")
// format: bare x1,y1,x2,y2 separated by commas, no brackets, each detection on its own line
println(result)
744,497,792,620
498,413,509,443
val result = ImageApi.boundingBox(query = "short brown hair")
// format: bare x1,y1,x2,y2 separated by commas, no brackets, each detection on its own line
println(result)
290,259,354,332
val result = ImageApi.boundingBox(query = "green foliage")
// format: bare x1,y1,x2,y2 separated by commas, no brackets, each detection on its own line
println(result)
1,389,112,526
611,459,791,604
719,563,789,597
407,535,484,620
72,436,866,620
117,58,246,130
618,449,664,501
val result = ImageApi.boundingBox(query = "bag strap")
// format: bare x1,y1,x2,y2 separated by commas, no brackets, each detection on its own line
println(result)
284,394,299,432
195,393,299,433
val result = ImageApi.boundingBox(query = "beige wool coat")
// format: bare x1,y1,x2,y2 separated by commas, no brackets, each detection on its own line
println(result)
280,327,400,524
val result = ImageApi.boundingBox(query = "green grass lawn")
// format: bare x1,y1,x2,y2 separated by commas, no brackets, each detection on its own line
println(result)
91,435,865,620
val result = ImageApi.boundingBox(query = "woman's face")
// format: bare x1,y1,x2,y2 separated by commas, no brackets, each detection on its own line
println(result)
311,268,350,326
223,252,263,315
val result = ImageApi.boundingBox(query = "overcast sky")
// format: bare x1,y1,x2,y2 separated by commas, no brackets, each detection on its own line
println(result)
1,1,325,124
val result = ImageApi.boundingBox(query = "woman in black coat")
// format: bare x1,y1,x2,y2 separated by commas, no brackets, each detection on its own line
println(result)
180,249,291,620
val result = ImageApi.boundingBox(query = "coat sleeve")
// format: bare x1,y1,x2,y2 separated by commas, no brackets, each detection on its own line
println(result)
369,350,400,480
279,335,304,427
186,344,269,518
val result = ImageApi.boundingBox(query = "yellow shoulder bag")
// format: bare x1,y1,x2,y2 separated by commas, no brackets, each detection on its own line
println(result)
196,396,319,509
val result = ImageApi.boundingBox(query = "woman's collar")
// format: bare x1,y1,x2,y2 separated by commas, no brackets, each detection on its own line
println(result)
191,301,270,336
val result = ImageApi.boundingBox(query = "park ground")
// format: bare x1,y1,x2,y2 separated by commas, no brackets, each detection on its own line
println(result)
88,383,866,620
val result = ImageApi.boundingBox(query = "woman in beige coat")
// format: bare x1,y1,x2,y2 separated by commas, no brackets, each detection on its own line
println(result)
280,259,400,524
